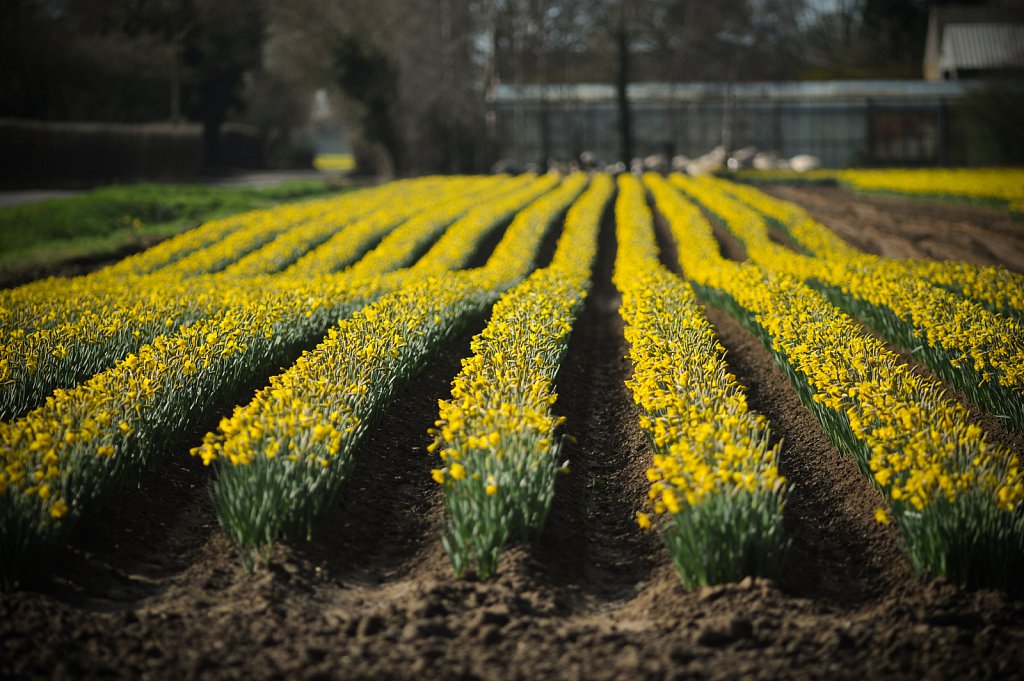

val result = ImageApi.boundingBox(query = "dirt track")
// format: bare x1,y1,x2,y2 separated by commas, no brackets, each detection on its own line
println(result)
2,187,1023,680
765,184,1024,273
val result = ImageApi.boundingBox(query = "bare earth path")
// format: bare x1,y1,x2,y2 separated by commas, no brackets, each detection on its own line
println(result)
2,188,1024,679
764,184,1024,273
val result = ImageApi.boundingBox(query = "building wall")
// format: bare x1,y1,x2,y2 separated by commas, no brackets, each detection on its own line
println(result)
494,81,971,168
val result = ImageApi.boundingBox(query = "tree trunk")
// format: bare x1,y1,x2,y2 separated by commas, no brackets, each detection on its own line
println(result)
615,12,633,166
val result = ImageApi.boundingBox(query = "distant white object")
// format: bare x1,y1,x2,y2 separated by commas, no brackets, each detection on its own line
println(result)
606,161,627,174
579,151,601,170
671,154,690,172
788,154,821,172
685,145,726,176
727,146,758,170
547,160,571,174
753,152,780,170
643,154,669,172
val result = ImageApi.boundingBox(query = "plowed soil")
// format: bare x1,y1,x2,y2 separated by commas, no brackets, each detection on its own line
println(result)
2,188,1024,680
764,184,1024,274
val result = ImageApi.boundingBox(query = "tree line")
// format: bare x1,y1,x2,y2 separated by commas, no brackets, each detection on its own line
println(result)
3,0,994,174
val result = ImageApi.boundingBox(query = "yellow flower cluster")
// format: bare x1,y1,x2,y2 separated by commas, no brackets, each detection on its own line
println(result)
616,174,787,588
283,176,520,279
219,177,465,278
733,167,1024,215
675,175,1024,433
711,174,1024,320
835,168,1024,214
646,172,1024,589
191,174,582,563
0,176,548,424
429,174,609,578
0,174,555,583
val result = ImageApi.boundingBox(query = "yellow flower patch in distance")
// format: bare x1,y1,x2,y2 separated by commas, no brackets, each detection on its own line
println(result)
218,176,465,278
708,174,1024,321
836,168,1024,209
337,174,539,282
409,173,563,279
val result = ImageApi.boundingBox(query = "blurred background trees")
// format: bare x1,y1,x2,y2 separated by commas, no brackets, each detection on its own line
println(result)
2,0,1016,175
1,0,263,167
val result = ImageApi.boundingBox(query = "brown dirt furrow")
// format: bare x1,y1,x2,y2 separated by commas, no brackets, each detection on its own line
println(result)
699,303,913,604
649,200,911,606
534,197,664,603
764,184,1024,273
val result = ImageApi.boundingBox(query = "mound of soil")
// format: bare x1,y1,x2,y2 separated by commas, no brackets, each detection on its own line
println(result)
2,190,1023,680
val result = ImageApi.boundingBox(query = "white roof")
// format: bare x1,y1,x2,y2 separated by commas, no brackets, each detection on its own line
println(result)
939,23,1024,75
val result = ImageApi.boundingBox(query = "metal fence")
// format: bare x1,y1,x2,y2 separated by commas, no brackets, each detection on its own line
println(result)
494,81,974,168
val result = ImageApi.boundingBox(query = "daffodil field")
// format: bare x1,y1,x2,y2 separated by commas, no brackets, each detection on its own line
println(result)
1,170,1022,598
736,167,1024,217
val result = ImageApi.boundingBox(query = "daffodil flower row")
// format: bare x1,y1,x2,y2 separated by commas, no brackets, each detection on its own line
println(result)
194,175,584,565
647,173,1024,591
0,175,559,585
674,175,1024,434
615,174,787,588
714,175,1024,320
834,168,1024,215
0,176,538,422
429,173,610,578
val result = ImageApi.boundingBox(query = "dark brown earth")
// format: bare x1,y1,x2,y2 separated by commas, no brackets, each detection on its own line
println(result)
2,188,1024,680
764,184,1024,274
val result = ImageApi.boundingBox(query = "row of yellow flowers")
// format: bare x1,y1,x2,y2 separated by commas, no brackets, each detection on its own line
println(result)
0,176,541,422
193,175,585,565
0,181,394,335
675,175,1024,434
834,168,1024,215
429,174,610,578
731,167,1024,215
0,181,439,420
646,173,1024,591
715,176,1024,320
0,175,563,585
615,174,787,588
